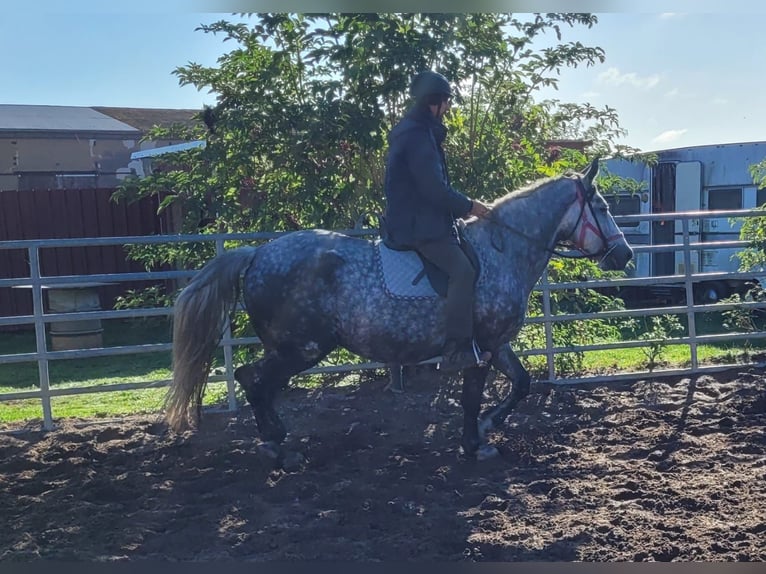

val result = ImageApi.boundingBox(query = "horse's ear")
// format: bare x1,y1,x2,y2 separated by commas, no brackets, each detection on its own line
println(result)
582,157,600,186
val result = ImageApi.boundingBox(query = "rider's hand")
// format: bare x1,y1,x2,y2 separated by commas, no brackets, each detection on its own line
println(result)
469,199,491,218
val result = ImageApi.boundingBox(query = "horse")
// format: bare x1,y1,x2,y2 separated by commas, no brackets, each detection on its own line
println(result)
164,158,633,463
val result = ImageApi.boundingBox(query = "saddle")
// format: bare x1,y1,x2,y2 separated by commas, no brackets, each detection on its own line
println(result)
376,219,480,299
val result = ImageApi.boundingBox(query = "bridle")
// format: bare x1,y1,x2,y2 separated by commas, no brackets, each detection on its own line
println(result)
485,175,624,262
562,177,625,260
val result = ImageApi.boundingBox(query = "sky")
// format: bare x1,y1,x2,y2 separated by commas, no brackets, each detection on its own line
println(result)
1,6,764,153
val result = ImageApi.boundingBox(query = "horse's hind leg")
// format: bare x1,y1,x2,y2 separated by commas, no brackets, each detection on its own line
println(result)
234,344,330,444
234,358,286,443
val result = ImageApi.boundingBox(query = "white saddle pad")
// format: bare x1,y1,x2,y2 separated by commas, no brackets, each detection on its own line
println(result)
375,241,439,299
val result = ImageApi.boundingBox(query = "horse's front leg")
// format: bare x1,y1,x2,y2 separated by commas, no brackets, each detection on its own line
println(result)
478,342,531,440
459,363,492,459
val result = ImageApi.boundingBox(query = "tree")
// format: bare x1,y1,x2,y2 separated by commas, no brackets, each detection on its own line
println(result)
736,159,766,272
114,13,638,371
118,13,634,242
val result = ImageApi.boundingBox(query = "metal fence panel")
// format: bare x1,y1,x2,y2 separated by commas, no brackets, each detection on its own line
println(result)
2,210,766,429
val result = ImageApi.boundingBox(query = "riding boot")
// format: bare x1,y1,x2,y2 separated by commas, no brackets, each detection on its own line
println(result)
439,338,491,372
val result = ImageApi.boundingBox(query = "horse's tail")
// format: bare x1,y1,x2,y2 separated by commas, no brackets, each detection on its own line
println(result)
164,246,258,433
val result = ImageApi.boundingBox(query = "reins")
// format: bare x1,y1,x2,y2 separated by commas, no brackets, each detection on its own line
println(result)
483,175,611,260
484,212,569,257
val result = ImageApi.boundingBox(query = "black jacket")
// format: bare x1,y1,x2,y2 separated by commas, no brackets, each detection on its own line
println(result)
382,106,473,247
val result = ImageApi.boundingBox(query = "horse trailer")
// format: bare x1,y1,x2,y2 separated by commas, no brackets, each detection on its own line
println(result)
600,141,766,304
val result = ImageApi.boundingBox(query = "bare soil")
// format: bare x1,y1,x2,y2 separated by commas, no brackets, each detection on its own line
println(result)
1,367,765,561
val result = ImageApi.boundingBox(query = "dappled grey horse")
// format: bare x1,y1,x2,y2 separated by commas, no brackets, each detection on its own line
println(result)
165,158,633,462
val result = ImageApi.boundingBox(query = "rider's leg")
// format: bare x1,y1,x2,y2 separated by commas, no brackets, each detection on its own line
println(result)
415,240,490,370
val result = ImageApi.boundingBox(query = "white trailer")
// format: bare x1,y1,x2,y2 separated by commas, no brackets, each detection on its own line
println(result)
601,141,766,303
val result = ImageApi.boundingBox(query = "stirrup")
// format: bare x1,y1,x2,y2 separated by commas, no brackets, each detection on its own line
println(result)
437,339,491,371
471,339,491,367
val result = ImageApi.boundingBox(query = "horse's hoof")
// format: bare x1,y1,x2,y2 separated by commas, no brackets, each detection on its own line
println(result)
257,440,282,460
281,451,306,472
476,444,500,461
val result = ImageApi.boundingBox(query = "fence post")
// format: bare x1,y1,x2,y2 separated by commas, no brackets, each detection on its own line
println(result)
540,269,556,382
28,245,54,430
681,219,699,370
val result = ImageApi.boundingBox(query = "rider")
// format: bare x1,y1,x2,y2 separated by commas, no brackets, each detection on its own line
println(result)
382,70,492,371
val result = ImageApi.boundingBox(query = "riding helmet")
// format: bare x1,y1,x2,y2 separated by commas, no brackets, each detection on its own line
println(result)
410,70,453,102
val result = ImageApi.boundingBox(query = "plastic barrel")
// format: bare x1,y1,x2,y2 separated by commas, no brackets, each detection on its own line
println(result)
48,288,104,351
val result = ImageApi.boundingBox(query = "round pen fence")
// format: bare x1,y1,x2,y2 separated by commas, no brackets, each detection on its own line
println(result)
2,209,766,430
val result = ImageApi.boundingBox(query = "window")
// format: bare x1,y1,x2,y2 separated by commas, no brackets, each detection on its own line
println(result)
605,194,641,227
757,187,766,208
707,188,742,210
606,194,641,215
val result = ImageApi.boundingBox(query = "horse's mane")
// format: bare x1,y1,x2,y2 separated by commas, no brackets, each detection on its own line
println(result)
490,172,571,208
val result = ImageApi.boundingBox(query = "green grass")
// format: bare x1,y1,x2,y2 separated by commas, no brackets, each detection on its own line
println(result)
0,317,173,388
584,342,761,372
521,306,766,376
1,310,764,426
518,342,762,379
0,382,236,425
0,318,175,424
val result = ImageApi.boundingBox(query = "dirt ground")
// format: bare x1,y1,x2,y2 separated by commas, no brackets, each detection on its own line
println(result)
1,366,765,562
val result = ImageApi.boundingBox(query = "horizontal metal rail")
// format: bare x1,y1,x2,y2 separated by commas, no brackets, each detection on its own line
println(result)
2,209,766,430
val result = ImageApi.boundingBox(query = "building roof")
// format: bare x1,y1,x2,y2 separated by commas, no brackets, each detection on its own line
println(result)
0,104,140,134
0,104,202,135
640,140,766,155
92,107,201,132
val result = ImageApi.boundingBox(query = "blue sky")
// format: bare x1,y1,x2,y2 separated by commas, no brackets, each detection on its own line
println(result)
536,12,765,152
0,10,762,153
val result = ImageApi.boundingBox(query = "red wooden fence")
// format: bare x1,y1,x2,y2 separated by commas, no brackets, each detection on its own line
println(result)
0,187,171,323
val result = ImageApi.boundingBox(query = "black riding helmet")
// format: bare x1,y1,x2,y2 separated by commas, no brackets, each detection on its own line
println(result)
410,70,459,105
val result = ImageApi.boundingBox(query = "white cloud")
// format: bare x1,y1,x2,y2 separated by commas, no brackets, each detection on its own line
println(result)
598,67,660,90
659,13,686,19
711,97,729,105
652,129,688,144
664,88,680,98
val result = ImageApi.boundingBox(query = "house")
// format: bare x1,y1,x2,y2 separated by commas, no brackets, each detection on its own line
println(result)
0,105,202,321
0,104,200,191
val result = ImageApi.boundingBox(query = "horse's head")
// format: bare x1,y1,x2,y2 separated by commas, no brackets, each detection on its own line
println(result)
560,158,634,271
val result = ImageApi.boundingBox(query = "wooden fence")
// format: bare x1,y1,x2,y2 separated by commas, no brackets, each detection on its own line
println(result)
0,187,170,322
